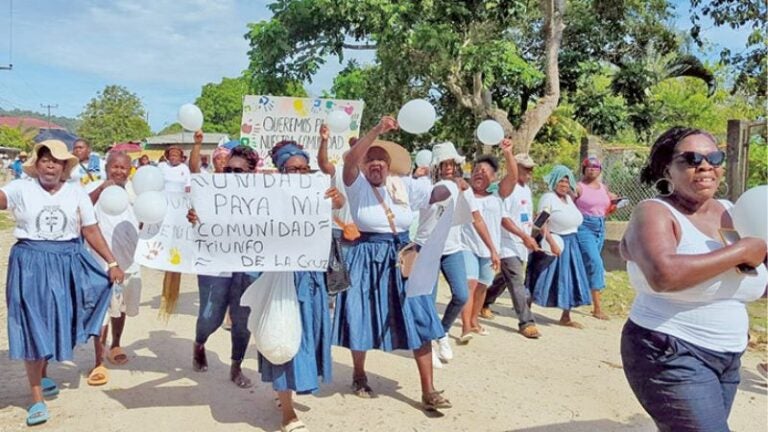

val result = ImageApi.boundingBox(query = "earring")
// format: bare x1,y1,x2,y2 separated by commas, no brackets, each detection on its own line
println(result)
653,177,675,197
716,180,730,198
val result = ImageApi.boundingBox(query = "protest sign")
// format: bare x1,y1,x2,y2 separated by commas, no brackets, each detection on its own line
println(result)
135,192,196,273
189,172,332,272
239,96,364,169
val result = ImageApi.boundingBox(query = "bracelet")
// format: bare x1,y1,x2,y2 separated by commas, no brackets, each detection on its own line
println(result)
107,262,119,269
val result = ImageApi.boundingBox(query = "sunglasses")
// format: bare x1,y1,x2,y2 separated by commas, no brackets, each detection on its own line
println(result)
224,167,246,173
674,150,725,167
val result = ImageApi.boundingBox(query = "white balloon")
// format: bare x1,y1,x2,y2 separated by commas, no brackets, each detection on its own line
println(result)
397,99,436,134
178,103,204,131
731,185,768,243
540,234,565,256
132,166,165,195
415,150,432,168
327,110,351,134
133,191,168,224
98,185,129,216
476,120,505,145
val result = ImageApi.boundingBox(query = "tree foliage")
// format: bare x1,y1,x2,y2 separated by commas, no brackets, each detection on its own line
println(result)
0,125,35,150
77,85,151,152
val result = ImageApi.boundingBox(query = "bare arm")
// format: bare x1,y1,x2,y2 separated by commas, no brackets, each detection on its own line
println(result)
317,124,335,177
502,217,539,251
621,201,766,292
343,116,398,186
497,139,518,199
0,190,7,210
471,210,500,262
429,184,452,205
188,130,204,174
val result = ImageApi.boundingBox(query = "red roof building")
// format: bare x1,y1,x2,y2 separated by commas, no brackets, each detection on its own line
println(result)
0,116,66,130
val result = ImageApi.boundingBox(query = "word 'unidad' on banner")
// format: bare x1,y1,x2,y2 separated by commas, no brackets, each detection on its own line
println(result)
189,172,332,272
240,95,365,169
134,192,196,273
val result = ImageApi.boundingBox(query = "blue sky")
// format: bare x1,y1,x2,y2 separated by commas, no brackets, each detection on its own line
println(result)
0,0,750,132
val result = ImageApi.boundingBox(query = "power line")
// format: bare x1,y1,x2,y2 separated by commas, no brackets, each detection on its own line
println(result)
40,103,58,128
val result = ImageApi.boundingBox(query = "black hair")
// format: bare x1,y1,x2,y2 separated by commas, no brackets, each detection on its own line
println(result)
474,154,499,172
73,138,90,148
432,160,464,183
640,126,717,194
230,146,260,172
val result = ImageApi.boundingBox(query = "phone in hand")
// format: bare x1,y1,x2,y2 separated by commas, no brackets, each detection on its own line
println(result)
611,197,630,209
719,229,758,276
533,210,551,229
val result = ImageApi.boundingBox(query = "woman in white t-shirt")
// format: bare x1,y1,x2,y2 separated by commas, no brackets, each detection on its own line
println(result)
526,165,591,328
158,145,191,193
458,140,518,342
0,140,125,426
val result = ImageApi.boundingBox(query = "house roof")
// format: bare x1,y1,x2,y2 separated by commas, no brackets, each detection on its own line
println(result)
144,132,228,146
0,116,66,130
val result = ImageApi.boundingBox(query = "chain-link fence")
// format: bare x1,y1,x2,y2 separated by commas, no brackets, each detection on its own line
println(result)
601,147,656,221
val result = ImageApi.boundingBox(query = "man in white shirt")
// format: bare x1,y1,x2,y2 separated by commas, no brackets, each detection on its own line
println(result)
482,153,541,338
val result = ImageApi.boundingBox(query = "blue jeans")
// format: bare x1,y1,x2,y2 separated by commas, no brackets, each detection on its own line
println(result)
431,251,469,335
576,215,606,290
195,273,253,362
621,320,741,432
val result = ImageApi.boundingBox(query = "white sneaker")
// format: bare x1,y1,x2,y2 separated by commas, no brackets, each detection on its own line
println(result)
437,336,453,362
431,347,443,369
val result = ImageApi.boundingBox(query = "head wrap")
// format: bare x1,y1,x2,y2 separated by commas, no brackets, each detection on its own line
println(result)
544,165,577,192
582,156,602,170
212,146,231,161
270,141,309,171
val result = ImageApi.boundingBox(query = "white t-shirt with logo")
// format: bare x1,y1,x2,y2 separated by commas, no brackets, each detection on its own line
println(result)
415,181,477,255
500,183,534,260
461,192,502,258
1,180,97,240
158,162,191,193
538,192,583,235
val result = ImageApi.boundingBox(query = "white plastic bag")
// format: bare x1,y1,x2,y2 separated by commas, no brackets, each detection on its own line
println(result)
240,272,301,365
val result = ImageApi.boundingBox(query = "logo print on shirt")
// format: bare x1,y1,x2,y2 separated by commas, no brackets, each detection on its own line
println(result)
35,206,68,240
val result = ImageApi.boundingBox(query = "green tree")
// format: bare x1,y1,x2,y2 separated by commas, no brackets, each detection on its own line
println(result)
157,122,183,135
0,125,35,150
77,85,151,152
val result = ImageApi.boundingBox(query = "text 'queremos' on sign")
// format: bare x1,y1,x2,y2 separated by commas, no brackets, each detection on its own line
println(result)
134,173,333,273
190,172,332,272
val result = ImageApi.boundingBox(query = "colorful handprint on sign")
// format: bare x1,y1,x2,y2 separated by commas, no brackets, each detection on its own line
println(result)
257,96,274,111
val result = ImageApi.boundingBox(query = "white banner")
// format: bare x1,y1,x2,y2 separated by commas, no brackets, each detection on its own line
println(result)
189,172,332,272
135,192,196,273
239,95,365,169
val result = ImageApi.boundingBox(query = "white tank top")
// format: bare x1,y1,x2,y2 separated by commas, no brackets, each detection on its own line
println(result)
627,199,767,352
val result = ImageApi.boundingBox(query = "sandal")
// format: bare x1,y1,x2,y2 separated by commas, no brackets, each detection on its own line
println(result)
87,365,109,386
193,343,208,372
472,326,490,336
281,419,309,432
421,390,452,411
351,375,375,399
107,346,129,365
26,402,48,426
457,333,473,345
230,363,253,389
41,377,59,398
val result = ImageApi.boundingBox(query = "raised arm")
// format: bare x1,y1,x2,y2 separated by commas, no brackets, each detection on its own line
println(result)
317,124,335,177
188,130,204,174
497,139,518,199
343,116,398,186
621,200,767,292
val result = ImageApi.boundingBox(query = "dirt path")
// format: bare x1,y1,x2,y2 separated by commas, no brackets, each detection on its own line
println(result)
0,232,766,431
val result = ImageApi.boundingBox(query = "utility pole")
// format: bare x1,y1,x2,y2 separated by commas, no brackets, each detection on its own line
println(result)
40,103,58,129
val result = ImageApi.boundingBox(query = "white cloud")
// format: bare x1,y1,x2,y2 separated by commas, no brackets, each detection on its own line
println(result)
14,0,263,88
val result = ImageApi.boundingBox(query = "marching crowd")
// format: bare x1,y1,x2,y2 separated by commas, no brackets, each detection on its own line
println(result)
2,116,766,432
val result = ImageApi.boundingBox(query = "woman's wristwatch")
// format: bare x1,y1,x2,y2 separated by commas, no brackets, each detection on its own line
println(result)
107,261,119,269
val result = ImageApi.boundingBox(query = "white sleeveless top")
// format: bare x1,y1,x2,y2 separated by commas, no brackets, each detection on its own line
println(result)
627,199,767,352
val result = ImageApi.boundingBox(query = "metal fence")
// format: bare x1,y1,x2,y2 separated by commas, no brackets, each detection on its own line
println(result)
601,147,656,221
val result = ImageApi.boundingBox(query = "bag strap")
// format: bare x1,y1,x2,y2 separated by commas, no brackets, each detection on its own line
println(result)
371,184,398,234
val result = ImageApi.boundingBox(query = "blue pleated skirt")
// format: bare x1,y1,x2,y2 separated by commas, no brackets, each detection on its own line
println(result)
258,271,332,394
332,232,444,352
6,239,112,361
526,234,592,310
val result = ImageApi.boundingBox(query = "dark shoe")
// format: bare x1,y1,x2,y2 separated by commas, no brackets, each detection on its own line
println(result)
351,375,375,398
230,361,253,388
422,390,452,411
193,343,208,372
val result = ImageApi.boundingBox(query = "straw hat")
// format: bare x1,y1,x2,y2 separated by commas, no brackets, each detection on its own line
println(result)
23,140,79,178
514,153,536,168
430,141,465,167
369,140,411,175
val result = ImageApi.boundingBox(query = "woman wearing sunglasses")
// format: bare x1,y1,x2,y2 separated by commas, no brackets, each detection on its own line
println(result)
620,127,767,432
187,144,261,389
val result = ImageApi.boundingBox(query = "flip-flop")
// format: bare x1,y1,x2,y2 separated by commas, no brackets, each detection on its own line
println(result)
26,402,48,426
281,419,309,432
107,347,129,365
41,377,59,398
87,365,109,386
457,333,473,345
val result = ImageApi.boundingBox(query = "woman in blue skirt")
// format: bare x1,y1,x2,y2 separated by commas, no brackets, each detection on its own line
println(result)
251,140,343,432
1,140,125,426
332,115,450,411
526,165,592,328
